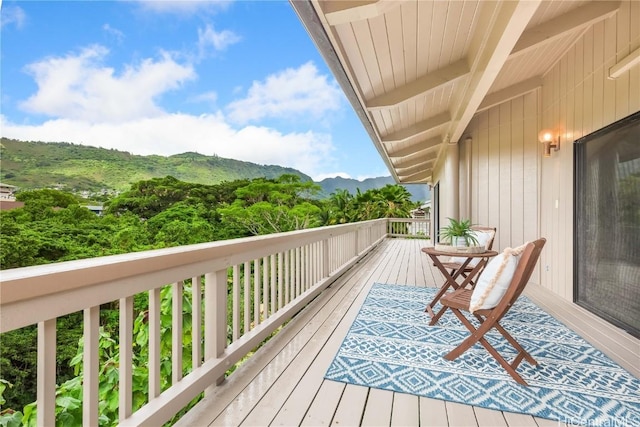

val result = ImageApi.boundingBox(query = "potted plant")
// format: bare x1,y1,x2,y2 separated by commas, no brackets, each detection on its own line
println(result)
439,217,479,247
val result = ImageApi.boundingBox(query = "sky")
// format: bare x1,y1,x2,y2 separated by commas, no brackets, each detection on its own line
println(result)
0,0,390,181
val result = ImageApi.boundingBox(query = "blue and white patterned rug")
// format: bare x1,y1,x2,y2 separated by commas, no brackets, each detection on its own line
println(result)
325,283,640,426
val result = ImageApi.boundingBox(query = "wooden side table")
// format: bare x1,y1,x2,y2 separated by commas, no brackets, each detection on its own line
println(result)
421,247,498,325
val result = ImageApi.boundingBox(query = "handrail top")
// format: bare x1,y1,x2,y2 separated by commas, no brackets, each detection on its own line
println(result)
0,219,386,305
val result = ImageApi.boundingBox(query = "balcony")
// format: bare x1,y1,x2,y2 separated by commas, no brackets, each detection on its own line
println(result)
1,218,637,426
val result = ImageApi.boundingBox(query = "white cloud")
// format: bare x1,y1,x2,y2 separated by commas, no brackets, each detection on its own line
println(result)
198,24,240,57
1,5,26,29
102,24,125,44
226,61,343,124
4,44,344,180
129,0,233,15
19,45,196,123
0,114,337,180
190,90,219,106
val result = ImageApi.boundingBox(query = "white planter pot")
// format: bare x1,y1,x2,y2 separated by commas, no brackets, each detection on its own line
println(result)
454,237,468,247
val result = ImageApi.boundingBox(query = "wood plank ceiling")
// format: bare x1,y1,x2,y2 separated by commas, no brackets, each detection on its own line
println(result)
291,1,621,183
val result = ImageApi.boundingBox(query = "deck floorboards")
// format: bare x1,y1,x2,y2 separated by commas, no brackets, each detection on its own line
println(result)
178,238,638,427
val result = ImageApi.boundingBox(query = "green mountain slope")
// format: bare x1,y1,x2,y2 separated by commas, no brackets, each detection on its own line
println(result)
0,138,430,202
0,138,312,192
317,176,430,202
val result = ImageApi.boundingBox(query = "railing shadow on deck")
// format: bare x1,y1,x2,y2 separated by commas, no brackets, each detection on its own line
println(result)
0,218,430,426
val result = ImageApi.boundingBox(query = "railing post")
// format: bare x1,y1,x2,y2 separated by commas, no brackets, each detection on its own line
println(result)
83,306,99,427
205,269,227,392
37,319,56,427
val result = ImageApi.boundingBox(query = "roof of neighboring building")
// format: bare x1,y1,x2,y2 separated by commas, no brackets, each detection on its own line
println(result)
0,200,25,211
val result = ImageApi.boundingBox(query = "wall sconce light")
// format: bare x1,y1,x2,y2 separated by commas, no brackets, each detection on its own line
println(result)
538,129,560,157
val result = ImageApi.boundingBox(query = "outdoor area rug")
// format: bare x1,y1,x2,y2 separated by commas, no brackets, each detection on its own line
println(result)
325,283,640,426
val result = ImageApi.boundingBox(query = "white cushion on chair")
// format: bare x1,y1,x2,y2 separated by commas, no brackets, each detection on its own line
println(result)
469,250,518,312
450,230,494,267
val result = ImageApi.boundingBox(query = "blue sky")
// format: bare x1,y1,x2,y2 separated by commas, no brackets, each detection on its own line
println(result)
0,0,389,181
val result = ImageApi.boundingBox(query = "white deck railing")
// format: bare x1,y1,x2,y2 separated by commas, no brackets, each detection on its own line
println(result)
1,219,413,426
387,217,430,238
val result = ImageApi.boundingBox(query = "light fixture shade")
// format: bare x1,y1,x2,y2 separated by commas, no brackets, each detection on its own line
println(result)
538,128,560,157
538,129,554,143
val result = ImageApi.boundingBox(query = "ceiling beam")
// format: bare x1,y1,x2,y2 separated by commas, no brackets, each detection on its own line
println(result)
382,112,450,143
510,1,620,59
477,76,542,112
366,60,469,110
394,153,436,169
399,170,431,183
609,46,640,79
323,0,408,26
446,0,541,145
387,136,442,158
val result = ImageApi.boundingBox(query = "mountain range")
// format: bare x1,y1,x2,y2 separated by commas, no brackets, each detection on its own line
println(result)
0,138,430,202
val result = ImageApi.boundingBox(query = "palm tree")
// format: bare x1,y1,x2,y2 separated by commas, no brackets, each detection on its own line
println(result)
375,185,414,218
327,189,354,224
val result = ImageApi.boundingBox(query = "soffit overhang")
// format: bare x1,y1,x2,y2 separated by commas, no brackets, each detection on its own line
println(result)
291,0,621,184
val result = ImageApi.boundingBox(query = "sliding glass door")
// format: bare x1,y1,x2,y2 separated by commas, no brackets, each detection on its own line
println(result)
574,112,640,338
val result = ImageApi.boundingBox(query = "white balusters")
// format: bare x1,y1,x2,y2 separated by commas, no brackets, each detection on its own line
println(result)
83,306,99,427
119,296,133,421
243,263,251,334
192,276,202,369
232,265,240,342
149,287,161,398
172,281,183,384
37,319,56,427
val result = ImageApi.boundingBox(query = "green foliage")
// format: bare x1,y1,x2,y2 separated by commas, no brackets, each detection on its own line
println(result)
15,189,79,208
322,184,418,225
0,329,36,411
219,175,323,235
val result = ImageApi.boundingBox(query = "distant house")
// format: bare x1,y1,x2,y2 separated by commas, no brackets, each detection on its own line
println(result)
85,205,105,216
411,201,431,219
0,183,17,201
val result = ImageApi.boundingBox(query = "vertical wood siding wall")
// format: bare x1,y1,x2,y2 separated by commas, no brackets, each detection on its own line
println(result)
451,1,639,300
461,92,541,285
539,0,639,300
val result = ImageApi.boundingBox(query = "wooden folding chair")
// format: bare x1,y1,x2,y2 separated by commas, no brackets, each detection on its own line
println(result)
441,225,497,287
440,238,546,386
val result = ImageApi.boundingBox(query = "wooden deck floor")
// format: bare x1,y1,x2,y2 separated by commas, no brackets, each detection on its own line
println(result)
178,238,638,427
